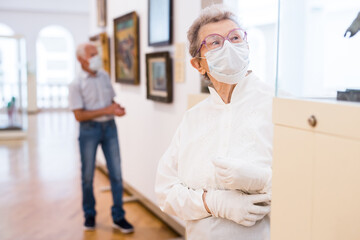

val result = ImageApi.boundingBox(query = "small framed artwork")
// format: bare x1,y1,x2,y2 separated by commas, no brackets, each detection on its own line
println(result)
114,12,140,84
146,51,172,103
89,32,110,74
97,0,107,27
148,0,173,46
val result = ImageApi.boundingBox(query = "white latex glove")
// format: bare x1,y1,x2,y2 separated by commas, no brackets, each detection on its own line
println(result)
206,189,271,226
213,157,271,193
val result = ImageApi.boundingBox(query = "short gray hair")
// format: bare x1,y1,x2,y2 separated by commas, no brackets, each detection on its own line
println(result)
76,42,96,58
187,4,240,57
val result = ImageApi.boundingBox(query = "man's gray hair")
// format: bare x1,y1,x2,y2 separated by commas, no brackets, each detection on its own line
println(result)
76,42,96,58
187,4,241,57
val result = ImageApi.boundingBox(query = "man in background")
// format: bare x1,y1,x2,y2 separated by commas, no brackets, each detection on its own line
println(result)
68,42,133,234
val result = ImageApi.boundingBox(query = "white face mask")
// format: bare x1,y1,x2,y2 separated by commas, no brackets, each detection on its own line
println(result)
88,55,102,72
204,41,250,84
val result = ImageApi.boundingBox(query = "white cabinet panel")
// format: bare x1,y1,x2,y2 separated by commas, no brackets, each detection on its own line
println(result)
272,98,360,240
312,134,360,240
271,125,314,240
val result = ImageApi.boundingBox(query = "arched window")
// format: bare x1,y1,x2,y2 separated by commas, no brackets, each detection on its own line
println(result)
0,23,14,36
36,25,75,108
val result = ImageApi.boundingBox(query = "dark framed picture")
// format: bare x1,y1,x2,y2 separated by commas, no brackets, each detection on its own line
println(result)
97,0,107,27
114,12,140,84
146,52,172,103
148,0,173,46
200,76,210,94
89,32,110,74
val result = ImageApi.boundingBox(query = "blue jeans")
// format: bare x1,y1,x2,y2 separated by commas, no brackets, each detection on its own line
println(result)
78,119,125,221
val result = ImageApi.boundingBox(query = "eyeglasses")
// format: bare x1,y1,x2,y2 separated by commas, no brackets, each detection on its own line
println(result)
196,28,247,55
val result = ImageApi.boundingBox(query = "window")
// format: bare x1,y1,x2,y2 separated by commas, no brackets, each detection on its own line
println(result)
36,25,75,108
0,23,14,36
224,0,279,86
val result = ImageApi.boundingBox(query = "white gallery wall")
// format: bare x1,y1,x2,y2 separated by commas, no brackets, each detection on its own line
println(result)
89,0,202,221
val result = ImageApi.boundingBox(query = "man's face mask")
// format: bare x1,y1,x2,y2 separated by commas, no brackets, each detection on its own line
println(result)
88,54,102,72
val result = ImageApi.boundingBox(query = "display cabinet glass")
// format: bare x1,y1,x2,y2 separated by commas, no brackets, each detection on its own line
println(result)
276,0,360,100
0,35,27,138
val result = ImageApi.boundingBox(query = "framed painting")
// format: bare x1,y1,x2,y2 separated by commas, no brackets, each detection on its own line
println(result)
200,75,210,94
89,32,110,74
113,12,140,84
97,0,107,27
148,0,173,46
146,52,172,103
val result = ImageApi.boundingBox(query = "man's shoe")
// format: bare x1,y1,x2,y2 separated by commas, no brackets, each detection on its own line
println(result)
113,218,134,234
84,216,96,231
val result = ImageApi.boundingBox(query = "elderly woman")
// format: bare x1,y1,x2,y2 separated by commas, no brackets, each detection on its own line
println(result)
155,4,273,240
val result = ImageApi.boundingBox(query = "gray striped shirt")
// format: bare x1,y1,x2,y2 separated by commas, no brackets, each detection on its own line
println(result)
68,69,116,122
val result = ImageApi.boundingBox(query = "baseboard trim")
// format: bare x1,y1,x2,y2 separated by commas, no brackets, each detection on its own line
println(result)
96,163,185,237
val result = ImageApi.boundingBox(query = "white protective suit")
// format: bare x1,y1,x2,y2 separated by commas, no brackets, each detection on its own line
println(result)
155,72,273,240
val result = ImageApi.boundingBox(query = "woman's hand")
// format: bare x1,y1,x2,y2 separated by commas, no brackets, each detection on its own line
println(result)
212,157,271,193
205,189,271,226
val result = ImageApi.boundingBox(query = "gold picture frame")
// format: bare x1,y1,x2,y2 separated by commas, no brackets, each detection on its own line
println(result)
113,12,140,84
89,32,110,74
